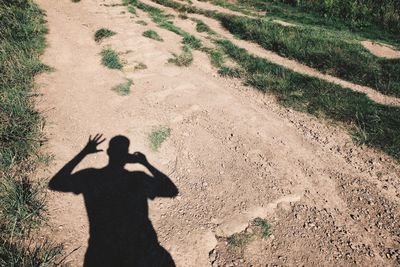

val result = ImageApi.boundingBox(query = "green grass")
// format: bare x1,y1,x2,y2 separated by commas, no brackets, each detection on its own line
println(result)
101,48,123,69
149,127,171,151
0,237,64,267
217,15,400,97
134,62,148,70
0,175,46,235
227,232,252,247
94,28,116,42
112,79,133,95
0,0,64,264
193,18,213,34
252,0,400,36
168,45,193,66
136,20,148,25
143,29,163,41
216,39,400,160
150,0,400,97
199,0,400,47
133,1,202,49
253,218,271,238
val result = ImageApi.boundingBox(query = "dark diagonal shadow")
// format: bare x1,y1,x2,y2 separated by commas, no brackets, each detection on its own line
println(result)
49,134,178,267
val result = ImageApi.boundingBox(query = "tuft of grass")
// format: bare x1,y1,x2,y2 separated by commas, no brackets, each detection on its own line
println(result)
134,62,147,70
227,232,252,248
143,29,163,41
94,28,116,42
217,39,400,160
201,48,225,67
193,19,213,34
178,13,189,19
253,218,272,238
101,48,123,69
182,35,201,49
168,45,193,66
134,2,202,49
0,237,64,267
149,127,171,151
112,79,133,96
136,20,148,25
218,66,242,78
0,175,45,235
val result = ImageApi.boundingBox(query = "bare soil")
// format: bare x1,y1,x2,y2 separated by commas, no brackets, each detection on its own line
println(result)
35,0,400,266
361,40,400,59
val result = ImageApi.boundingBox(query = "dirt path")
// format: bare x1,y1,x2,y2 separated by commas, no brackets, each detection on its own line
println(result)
36,0,400,266
142,0,400,107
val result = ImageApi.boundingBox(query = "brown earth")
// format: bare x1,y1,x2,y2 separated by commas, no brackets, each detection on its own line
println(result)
35,0,400,266
361,41,400,59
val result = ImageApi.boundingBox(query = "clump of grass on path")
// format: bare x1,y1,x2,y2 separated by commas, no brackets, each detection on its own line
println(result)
112,79,133,95
143,29,163,41
101,48,123,69
227,232,252,248
216,39,400,160
134,62,147,70
149,127,171,151
133,1,202,49
253,218,272,238
168,45,193,66
136,20,148,25
94,28,116,42
193,18,214,34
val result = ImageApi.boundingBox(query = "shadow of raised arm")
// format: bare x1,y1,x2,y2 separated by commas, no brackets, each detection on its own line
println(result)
49,134,105,192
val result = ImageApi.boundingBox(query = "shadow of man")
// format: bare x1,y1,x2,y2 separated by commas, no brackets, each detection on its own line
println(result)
49,134,178,267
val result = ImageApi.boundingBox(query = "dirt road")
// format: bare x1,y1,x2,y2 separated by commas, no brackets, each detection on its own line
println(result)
36,0,400,266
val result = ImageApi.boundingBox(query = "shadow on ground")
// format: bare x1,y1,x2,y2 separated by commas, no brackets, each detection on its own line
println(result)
49,134,178,267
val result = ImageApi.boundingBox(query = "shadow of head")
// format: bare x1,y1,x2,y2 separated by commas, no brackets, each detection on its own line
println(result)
107,135,130,167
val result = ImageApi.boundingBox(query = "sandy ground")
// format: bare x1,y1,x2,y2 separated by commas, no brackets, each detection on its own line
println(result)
35,0,400,266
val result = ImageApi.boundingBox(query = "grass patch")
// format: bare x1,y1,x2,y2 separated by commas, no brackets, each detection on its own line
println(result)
149,127,171,151
101,48,123,69
94,28,116,42
253,218,271,238
0,175,46,235
216,39,400,160
136,20,148,25
112,79,133,96
133,1,202,49
0,238,64,267
168,45,193,66
218,66,242,78
134,62,148,70
178,13,189,19
217,15,400,97
193,19,213,33
227,232,252,247
151,0,400,96
143,29,163,41
0,0,64,263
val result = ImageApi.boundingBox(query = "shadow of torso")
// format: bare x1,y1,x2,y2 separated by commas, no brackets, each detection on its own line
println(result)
68,167,175,267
